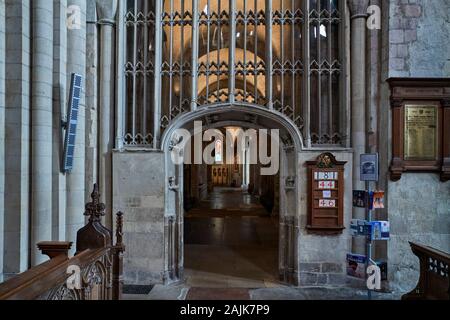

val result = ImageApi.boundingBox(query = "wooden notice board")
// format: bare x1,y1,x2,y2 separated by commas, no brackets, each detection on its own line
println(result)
306,153,347,234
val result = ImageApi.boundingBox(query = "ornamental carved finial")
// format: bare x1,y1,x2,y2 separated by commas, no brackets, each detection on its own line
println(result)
84,184,106,222
347,0,370,19
317,152,338,168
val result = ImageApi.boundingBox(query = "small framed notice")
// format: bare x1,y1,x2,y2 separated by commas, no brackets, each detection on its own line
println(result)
322,190,332,199
360,153,379,182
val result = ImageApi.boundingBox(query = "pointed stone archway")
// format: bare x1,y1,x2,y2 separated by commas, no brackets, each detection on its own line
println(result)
160,103,304,286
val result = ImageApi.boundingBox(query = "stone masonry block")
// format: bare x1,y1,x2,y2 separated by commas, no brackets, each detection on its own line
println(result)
322,263,343,273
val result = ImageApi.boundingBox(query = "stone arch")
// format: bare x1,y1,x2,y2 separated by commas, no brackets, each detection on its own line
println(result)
160,104,304,285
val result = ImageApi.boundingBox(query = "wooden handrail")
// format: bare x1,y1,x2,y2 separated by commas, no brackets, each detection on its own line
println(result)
402,242,450,300
0,255,69,299
0,185,125,300
0,249,106,300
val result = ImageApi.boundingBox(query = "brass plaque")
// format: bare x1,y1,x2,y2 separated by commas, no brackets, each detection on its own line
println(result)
404,105,438,160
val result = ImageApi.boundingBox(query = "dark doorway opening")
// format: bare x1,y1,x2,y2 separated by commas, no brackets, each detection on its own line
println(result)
183,127,280,288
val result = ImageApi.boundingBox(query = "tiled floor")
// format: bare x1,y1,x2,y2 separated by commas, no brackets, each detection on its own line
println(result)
184,187,280,289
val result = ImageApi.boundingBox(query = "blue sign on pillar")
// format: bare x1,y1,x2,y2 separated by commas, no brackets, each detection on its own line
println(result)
62,73,82,173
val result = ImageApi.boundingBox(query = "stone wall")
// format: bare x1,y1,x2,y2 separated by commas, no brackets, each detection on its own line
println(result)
113,151,166,285
297,151,354,287
388,174,450,292
384,0,450,293
388,0,450,77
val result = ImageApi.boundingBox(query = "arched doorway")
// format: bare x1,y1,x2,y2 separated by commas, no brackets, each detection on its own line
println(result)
161,104,303,286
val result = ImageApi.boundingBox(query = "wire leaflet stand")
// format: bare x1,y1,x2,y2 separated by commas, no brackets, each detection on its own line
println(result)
359,153,385,300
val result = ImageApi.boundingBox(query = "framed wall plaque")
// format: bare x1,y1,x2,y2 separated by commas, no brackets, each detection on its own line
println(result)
306,153,347,234
388,78,450,182
404,105,439,161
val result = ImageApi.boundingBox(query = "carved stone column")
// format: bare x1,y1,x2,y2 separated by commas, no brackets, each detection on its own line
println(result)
31,0,54,265
4,0,31,277
66,0,87,255
85,0,98,218
348,0,369,254
96,0,118,230
53,0,68,242
367,0,381,154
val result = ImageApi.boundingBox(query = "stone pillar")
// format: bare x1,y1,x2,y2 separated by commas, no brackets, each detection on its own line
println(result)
0,0,5,282
66,0,87,251
348,0,369,254
52,0,67,241
4,0,31,278
96,0,118,230
31,0,54,265
115,0,125,150
367,0,381,155
85,1,98,216
367,0,386,262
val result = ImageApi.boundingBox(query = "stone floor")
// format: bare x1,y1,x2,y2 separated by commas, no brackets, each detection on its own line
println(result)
186,187,269,217
123,284,401,300
123,283,402,301
184,187,279,288
123,188,401,301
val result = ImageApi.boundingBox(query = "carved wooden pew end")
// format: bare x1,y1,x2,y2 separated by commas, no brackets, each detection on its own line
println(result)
402,242,450,301
0,184,125,301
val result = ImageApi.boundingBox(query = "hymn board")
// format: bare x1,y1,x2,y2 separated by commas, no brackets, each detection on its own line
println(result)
306,153,347,234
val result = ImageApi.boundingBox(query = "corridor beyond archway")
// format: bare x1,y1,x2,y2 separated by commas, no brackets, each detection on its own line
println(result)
184,187,279,288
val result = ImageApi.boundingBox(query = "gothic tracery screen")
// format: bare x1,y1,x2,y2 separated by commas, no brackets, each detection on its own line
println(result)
124,0,343,147
125,0,156,146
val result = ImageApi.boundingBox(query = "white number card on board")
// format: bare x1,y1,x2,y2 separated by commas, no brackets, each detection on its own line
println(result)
314,172,338,181
318,181,336,189
319,199,336,208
